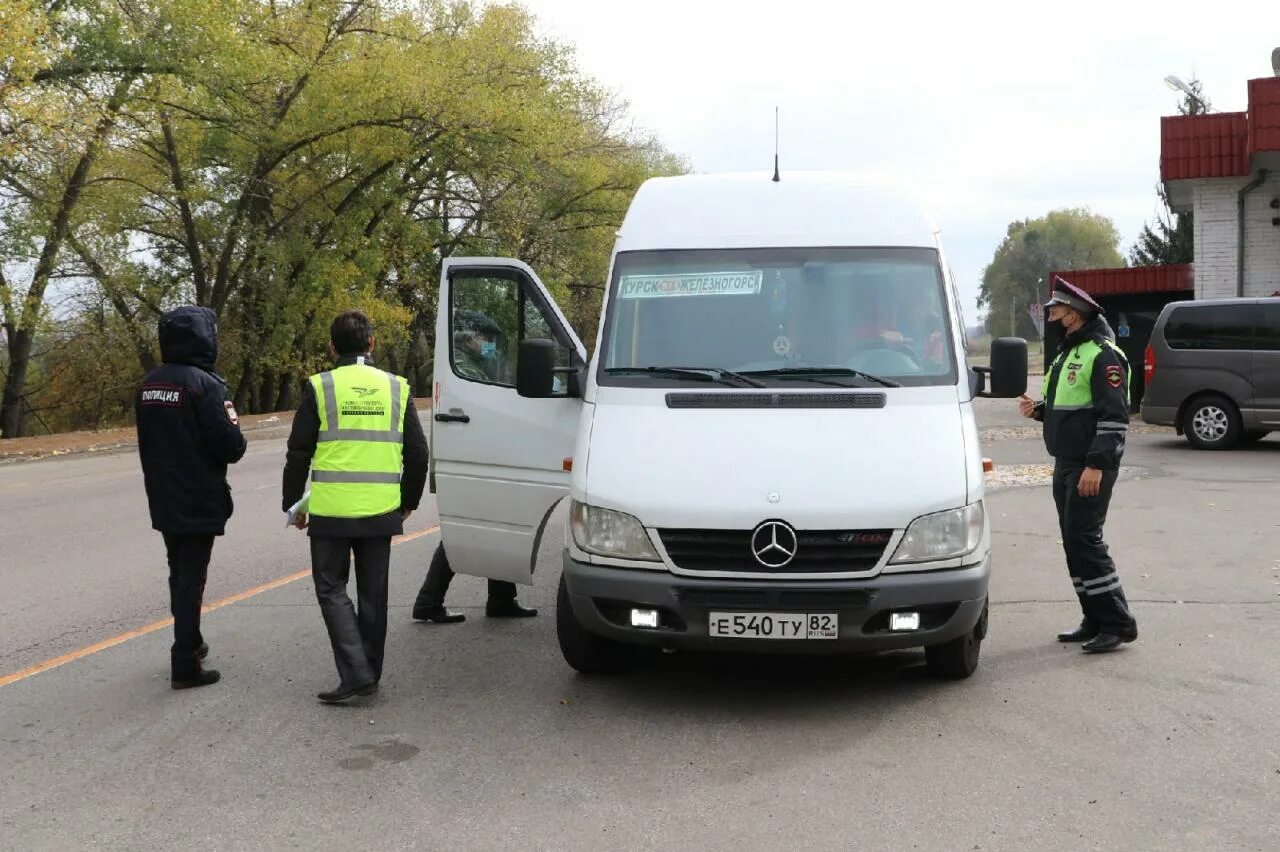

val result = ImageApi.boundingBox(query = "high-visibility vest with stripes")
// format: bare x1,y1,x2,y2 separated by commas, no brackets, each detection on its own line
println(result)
308,362,408,518
1042,339,1130,410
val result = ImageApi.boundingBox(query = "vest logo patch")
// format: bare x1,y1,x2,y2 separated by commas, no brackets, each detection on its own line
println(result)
1106,365,1123,389
1066,362,1082,386
351,386,379,398
140,385,184,407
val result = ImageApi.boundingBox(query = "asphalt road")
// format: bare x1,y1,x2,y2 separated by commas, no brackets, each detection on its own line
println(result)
1,402,1279,849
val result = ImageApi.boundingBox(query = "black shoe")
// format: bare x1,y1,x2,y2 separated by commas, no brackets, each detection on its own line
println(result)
317,682,379,704
1081,630,1138,654
196,642,209,660
486,600,537,618
172,669,221,690
412,606,466,624
1057,623,1099,643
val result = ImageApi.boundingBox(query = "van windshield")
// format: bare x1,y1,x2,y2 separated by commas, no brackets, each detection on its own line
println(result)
598,247,957,388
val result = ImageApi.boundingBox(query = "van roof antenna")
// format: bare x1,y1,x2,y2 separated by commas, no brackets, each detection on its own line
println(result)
772,107,781,182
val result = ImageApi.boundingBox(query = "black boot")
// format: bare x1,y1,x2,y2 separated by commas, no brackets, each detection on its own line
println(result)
172,669,221,690
317,682,379,704
412,606,466,624
486,600,537,618
1082,626,1138,654
1057,622,1099,643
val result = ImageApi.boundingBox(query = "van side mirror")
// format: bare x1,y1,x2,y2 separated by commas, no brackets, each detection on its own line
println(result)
517,338,557,398
517,338,582,398
972,337,1028,398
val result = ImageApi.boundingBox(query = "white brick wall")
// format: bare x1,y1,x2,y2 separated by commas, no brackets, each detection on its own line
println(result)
1189,177,1280,299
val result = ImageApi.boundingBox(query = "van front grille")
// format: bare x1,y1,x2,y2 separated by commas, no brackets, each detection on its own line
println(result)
658,528,892,574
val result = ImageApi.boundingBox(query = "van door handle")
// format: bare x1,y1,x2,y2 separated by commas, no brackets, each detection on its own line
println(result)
434,410,470,424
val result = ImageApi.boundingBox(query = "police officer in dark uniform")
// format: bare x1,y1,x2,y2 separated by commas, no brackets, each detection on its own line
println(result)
136,306,247,688
1018,278,1139,653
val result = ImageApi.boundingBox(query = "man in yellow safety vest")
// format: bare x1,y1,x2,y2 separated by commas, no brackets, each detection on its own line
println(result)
283,310,430,703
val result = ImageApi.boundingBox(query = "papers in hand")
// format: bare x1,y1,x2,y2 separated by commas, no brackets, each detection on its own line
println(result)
285,489,310,528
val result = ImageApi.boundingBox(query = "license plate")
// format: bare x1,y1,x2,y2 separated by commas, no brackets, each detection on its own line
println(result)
708,612,838,640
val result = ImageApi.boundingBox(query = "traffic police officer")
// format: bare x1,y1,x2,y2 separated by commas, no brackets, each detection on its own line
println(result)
282,310,429,703
136,306,246,689
1018,277,1139,653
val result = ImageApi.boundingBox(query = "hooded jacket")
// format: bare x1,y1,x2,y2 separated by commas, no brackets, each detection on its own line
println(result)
135,306,247,535
1034,314,1130,470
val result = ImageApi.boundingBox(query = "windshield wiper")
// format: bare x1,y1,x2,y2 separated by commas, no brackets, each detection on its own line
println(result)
739,366,902,388
606,366,766,388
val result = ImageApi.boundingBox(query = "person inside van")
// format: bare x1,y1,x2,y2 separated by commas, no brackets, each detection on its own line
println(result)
452,310,503,383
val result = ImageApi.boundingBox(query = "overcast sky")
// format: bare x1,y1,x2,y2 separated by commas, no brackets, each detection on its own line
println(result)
523,0,1278,327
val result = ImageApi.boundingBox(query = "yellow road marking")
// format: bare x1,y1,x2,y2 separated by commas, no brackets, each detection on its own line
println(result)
0,524,441,689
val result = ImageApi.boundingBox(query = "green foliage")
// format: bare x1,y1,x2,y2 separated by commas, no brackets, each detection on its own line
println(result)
0,0,684,435
978,208,1125,339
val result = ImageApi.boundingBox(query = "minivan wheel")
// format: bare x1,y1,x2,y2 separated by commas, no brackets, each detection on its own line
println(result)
556,575,629,674
1183,395,1242,450
924,605,984,680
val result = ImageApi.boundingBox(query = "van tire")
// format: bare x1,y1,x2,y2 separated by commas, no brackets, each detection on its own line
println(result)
925,604,985,680
1182,395,1242,450
556,575,628,674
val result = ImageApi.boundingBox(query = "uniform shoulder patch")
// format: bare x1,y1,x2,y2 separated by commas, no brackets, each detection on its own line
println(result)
140,384,184,407
1105,364,1124,389
224,400,239,425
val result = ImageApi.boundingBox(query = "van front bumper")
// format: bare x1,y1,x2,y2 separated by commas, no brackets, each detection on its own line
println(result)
561,553,990,653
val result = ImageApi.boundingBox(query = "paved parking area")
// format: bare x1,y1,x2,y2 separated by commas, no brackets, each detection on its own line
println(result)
1,398,1278,849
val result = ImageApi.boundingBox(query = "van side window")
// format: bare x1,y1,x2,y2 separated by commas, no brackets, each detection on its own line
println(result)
1164,305,1255,351
1257,304,1280,351
450,269,573,393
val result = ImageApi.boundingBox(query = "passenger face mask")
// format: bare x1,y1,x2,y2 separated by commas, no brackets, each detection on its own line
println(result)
480,341,497,359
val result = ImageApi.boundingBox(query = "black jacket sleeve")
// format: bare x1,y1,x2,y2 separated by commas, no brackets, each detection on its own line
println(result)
1086,347,1130,470
195,377,247,465
399,397,429,511
282,384,319,511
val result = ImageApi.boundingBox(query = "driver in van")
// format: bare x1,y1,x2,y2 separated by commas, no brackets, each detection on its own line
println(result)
879,284,944,363
413,308,537,624
452,310,503,382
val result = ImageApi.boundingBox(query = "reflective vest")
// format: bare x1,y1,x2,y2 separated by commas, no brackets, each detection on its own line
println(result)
308,362,408,518
1042,338,1130,411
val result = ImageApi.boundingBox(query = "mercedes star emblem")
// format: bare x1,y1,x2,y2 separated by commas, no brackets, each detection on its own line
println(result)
751,520,798,568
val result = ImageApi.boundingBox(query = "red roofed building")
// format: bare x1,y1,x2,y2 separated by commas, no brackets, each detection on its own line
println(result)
1161,75,1280,299
1043,69,1280,406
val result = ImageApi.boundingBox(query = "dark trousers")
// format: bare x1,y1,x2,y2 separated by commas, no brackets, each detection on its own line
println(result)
1052,463,1137,634
311,536,391,687
413,542,516,612
162,533,213,678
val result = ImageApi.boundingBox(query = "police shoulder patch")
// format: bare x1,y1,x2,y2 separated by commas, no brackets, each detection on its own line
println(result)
224,400,239,425
1105,364,1123,389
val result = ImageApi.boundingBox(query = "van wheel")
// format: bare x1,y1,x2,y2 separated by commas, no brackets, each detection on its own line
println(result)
1182,395,1242,450
925,606,984,680
556,575,628,674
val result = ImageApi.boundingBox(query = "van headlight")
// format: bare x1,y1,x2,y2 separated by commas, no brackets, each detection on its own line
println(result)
889,502,984,564
570,501,660,561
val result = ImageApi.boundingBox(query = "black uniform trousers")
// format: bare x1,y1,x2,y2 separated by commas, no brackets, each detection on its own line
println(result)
162,533,213,678
1051,463,1137,634
413,542,516,611
311,536,391,688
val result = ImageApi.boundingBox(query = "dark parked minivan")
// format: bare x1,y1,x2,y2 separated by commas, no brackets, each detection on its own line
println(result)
1141,297,1280,449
